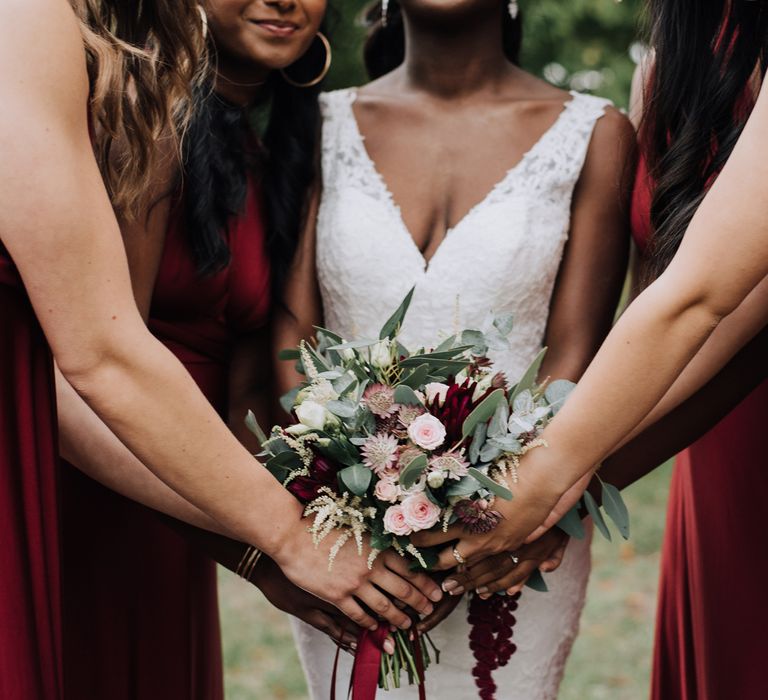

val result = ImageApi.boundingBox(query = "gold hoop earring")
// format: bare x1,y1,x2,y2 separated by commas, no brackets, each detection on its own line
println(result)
280,32,332,88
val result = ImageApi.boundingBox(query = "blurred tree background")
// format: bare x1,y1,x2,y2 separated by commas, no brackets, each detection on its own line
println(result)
324,0,647,107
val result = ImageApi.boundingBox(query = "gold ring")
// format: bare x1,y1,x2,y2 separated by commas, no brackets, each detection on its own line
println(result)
452,547,466,565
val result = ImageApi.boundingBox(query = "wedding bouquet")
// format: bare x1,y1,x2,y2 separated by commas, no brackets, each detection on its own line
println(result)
250,290,630,693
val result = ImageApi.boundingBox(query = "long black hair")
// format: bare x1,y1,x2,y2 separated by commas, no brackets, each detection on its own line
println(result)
361,0,523,79
642,0,768,280
180,36,326,294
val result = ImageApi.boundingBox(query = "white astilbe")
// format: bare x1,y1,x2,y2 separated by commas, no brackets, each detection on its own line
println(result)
367,548,382,570
441,505,454,533
276,428,319,468
299,340,320,382
406,543,428,570
304,487,376,570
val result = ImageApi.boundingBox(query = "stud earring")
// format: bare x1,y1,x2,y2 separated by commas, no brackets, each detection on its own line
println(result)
508,0,519,20
382,0,390,26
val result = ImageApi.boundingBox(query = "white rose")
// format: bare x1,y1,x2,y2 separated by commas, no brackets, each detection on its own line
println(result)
424,382,450,405
369,339,392,369
338,342,356,363
427,470,445,489
295,400,331,430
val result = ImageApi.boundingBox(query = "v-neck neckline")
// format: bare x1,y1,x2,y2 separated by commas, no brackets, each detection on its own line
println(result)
344,88,579,271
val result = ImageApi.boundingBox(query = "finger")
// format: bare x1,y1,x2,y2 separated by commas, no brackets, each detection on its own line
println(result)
309,611,358,650
383,553,443,603
336,597,378,631
355,584,411,630
441,553,511,595
434,539,490,571
540,541,568,573
410,523,463,548
477,559,540,598
416,594,463,633
371,567,434,617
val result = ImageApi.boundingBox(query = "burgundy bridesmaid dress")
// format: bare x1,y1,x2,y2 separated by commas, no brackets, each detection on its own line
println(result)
0,244,63,699
61,177,271,699
631,157,768,700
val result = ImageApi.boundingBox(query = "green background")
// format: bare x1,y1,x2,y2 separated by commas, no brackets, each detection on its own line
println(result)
324,0,646,107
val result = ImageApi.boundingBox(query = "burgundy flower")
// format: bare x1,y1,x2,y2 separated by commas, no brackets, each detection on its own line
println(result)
286,455,340,503
454,499,504,534
427,378,485,446
468,592,521,700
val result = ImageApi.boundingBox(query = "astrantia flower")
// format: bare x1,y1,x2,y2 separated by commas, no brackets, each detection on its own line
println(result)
429,452,470,480
361,432,399,474
363,384,397,418
454,499,503,534
397,403,425,428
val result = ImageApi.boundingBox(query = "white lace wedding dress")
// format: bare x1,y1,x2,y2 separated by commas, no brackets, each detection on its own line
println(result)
290,87,611,699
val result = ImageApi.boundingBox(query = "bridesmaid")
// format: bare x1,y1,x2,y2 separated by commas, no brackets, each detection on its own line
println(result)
627,15,768,700
0,2,441,697
60,1,339,697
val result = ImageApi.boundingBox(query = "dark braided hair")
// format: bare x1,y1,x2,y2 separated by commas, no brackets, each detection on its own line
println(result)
641,0,768,281
180,35,325,294
361,0,523,79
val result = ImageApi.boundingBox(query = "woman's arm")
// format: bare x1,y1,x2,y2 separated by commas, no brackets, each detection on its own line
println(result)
0,1,441,627
273,186,324,399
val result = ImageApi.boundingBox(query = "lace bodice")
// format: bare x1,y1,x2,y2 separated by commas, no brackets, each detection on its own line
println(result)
316,87,611,378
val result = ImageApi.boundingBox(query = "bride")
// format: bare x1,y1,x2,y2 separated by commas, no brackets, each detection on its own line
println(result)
275,0,635,697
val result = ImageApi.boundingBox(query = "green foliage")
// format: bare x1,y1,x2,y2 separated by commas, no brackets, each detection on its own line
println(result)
326,1,646,107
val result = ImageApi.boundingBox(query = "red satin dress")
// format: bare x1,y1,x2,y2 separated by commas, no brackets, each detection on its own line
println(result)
61,177,271,699
0,245,63,699
631,157,768,700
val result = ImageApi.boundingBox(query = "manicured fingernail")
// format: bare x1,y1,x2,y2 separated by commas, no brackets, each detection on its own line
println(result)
383,638,395,655
400,618,412,630
442,579,458,593
422,603,434,615
479,593,491,600
370,622,378,631
350,642,358,651
449,585,464,596
476,586,489,595
429,588,443,602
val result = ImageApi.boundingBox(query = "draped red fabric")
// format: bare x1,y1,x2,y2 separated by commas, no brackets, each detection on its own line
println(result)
61,178,271,699
0,244,63,700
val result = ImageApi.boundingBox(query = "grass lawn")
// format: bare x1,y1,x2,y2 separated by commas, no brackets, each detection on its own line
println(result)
219,461,673,699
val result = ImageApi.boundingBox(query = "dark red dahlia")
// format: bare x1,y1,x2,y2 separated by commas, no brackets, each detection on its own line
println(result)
286,455,340,503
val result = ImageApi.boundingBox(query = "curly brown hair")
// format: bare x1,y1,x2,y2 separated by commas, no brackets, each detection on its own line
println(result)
72,0,208,215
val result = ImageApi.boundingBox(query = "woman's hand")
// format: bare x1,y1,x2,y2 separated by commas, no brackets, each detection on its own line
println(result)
412,455,568,570
252,556,362,652
275,519,443,632
441,527,569,598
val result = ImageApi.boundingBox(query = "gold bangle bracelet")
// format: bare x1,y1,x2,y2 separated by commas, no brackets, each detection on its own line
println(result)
236,546,263,582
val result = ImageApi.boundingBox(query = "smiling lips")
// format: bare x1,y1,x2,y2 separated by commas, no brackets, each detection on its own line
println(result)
248,19,300,37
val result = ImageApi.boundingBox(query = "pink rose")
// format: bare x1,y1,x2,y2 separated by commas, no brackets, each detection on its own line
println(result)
383,505,413,536
374,479,400,503
401,493,441,531
407,413,447,451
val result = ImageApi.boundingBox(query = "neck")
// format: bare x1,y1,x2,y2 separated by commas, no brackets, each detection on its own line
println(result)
401,8,512,98
212,51,270,106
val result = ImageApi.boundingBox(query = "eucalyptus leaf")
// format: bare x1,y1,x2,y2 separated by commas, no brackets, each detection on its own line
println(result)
332,373,357,397
487,401,510,439
393,384,425,407
493,313,515,337
484,328,511,352
399,454,428,490
262,436,291,455
380,287,415,340
435,334,457,352
313,326,343,345
583,490,612,541
266,451,303,472
487,436,522,453
544,379,576,415
370,530,393,552
400,364,430,390
327,338,379,351
525,569,549,593
459,329,488,355
602,482,631,539
556,506,586,540
279,387,300,414
509,347,548,403
338,463,372,497
326,400,357,418
479,443,503,463
462,389,506,439
446,474,482,497
469,423,488,464
277,348,300,361
244,410,268,446
467,467,513,501
317,370,344,380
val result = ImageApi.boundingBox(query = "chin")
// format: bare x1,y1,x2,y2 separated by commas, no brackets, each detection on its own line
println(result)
400,0,500,21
